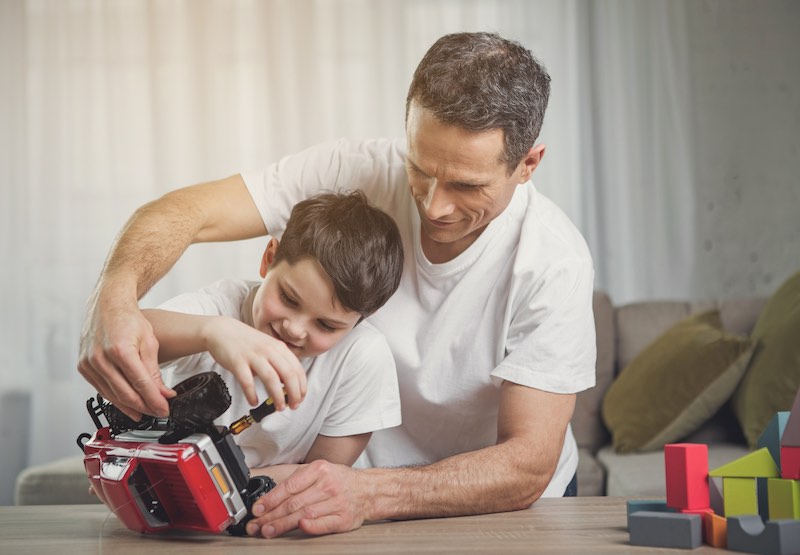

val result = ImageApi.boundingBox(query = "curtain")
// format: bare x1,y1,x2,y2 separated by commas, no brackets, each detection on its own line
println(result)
2,0,798,500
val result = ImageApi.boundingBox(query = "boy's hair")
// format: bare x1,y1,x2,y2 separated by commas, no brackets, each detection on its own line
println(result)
406,32,551,174
273,191,404,318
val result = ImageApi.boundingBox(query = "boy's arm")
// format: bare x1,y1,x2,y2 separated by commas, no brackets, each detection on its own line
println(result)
249,433,371,484
143,309,306,410
78,175,267,419
305,433,372,466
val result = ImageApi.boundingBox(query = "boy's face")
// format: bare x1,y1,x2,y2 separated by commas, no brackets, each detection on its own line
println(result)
252,240,361,359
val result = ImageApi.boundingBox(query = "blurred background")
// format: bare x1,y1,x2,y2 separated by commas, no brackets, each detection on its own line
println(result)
1,0,798,504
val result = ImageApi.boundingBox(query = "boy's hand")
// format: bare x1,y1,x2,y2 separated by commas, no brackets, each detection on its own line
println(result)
203,317,307,410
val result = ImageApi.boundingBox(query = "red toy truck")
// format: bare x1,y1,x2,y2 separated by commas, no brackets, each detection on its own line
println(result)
77,371,276,535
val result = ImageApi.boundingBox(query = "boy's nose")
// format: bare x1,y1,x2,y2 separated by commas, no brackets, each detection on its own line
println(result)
282,318,306,342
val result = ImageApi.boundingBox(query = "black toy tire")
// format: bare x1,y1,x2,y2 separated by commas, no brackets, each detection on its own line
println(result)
168,371,232,432
102,400,156,435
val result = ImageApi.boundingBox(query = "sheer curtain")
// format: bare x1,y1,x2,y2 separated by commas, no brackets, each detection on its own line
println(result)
1,0,700,499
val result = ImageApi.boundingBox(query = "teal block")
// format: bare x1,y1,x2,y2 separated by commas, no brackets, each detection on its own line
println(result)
759,412,790,471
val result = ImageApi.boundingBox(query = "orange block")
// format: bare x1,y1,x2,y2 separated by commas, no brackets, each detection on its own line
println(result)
702,512,727,549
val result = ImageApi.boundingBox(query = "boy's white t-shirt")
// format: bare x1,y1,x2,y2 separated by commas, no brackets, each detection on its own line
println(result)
158,279,402,469
242,138,596,496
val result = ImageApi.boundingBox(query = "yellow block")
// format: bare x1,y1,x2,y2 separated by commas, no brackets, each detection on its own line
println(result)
768,478,800,520
723,477,759,517
709,447,780,478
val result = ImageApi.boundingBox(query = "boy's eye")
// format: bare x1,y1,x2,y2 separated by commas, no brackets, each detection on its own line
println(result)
317,320,336,332
279,289,297,307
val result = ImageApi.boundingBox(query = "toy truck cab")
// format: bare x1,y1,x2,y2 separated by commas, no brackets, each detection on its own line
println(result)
78,371,275,535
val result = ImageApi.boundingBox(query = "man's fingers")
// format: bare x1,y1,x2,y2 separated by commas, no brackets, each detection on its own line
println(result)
107,343,170,417
140,332,176,400
299,509,350,536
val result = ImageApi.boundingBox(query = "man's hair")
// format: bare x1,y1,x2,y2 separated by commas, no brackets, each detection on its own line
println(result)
406,32,551,173
273,191,404,318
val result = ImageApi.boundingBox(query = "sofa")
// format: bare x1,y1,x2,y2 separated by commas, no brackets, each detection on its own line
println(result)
14,291,768,504
573,291,767,497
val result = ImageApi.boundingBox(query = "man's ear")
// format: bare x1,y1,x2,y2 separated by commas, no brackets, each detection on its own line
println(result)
260,238,280,278
517,143,546,183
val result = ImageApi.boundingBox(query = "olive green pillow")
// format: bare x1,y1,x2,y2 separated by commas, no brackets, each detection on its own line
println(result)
733,271,800,448
602,310,756,454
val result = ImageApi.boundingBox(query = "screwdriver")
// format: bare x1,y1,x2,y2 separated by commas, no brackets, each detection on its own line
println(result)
229,392,287,435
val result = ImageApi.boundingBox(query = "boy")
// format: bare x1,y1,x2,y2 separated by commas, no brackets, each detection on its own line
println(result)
143,191,404,481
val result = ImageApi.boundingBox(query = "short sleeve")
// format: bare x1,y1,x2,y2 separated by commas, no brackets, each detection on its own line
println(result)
317,326,401,437
491,258,597,394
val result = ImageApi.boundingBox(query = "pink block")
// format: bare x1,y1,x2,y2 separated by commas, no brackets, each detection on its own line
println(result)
665,444,710,510
781,446,800,479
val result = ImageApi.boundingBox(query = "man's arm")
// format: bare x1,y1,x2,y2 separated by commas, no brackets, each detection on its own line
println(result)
78,175,267,419
245,382,575,538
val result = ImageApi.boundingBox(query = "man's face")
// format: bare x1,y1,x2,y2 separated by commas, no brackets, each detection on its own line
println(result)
252,247,360,359
405,102,543,262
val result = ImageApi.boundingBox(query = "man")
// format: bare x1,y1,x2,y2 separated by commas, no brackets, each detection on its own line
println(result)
78,32,596,538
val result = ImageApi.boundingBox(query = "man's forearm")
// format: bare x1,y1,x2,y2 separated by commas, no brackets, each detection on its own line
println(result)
363,438,556,521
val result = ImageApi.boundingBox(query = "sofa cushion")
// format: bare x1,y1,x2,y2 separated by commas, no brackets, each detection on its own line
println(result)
572,291,615,453
602,310,755,453
733,270,800,448
597,443,749,498
14,455,99,505
576,447,605,496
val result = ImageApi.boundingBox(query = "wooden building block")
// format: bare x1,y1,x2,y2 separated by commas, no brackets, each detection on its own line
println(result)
665,444,710,510
759,411,791,470
628,511,702,549
723,477,759,517
626,499,672,517
709,476,725,516
709,447,780,478
781,387,800,447
768,478,800,520
758,477,770,520
703,512,727,549
782,446,800,480
727,516,800,555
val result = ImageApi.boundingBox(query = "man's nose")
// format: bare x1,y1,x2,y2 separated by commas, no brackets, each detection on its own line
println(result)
422,181,455,220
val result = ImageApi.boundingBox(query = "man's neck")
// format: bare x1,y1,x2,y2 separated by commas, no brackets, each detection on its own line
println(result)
420,228,484,264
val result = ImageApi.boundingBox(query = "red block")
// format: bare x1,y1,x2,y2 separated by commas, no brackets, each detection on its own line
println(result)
665,444,710,510
781,446,800,479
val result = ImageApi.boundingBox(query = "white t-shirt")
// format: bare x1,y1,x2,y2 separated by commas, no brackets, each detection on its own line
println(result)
242,138,596,496
158,278,402,469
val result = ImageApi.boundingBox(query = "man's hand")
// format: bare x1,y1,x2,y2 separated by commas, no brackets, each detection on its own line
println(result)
203,317,307,410
78,294,174,420
246,460,370,538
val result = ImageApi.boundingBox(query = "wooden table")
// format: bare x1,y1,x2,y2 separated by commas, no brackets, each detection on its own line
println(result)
1,497,727,554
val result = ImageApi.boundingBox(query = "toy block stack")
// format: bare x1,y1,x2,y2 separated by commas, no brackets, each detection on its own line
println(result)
627,387,800,554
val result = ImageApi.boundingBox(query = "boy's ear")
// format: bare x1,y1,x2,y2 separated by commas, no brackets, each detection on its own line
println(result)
260,238,280,278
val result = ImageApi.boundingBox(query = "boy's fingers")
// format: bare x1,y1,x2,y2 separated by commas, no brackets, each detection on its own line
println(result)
252,359,287,411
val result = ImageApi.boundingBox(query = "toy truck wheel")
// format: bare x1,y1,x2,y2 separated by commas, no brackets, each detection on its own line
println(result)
168,371,232,431
101,401,156,435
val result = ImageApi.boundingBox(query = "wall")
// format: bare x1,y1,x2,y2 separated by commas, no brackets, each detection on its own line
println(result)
688,1,800,299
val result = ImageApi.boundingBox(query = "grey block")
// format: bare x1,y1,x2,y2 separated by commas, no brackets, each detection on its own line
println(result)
628,510,702,549
710,476,725,516
727,516,800,555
